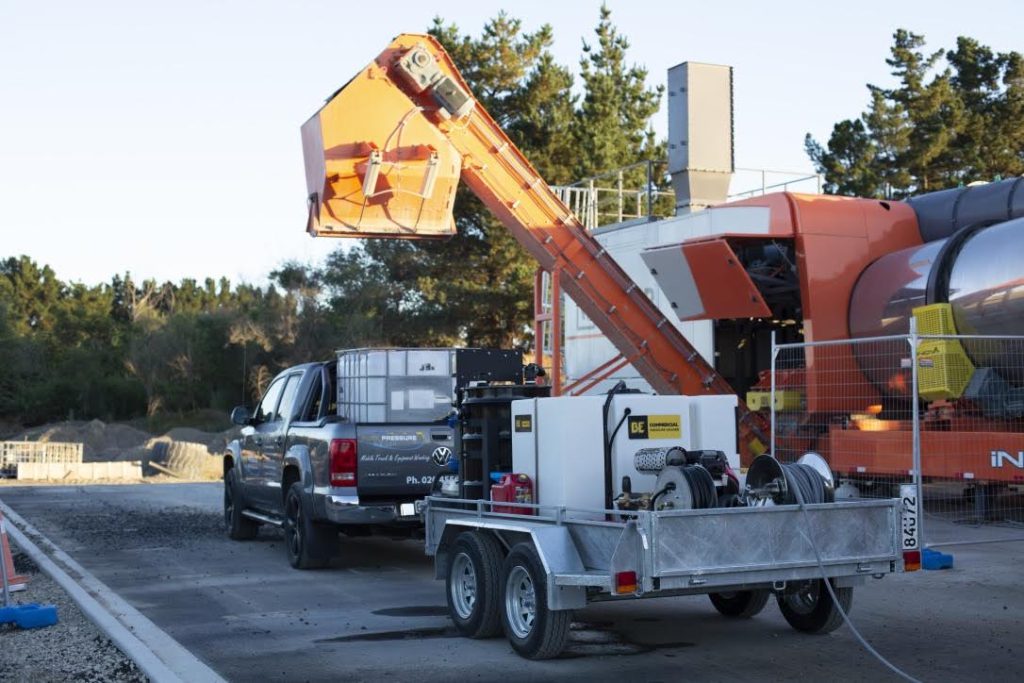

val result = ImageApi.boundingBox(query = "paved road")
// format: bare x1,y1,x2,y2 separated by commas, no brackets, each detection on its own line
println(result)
1,483,1021,682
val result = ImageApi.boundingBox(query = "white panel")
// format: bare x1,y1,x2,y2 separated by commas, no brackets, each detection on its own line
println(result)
641,246,703,319
511,399,538,484
512,397,606,514
390,391,405,411
367,378,385,403
408,389,435,410
688,395,740,468
366,351,386,375
407,350,448,376
609,395,694,496
388,350,406,376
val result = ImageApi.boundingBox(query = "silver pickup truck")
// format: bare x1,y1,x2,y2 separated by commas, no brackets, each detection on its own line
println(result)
223,348,524,569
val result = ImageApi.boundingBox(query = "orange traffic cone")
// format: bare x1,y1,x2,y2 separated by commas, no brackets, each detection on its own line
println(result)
1,511,29,593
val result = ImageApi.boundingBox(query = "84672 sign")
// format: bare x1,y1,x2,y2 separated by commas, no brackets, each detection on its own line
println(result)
899,483,919,550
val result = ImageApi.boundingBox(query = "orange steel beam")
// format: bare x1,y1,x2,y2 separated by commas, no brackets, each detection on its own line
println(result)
565,353,640,397
302,34,766,455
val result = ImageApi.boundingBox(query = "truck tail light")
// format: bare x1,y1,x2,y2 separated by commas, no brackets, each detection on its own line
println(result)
903,550,921,572
329,438,357,486
614,570,638,594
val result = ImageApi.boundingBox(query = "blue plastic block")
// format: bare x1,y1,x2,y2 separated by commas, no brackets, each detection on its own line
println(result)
0,603,59,629
922,547,954,570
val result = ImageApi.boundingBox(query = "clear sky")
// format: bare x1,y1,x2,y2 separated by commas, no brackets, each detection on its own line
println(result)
2,0,1021,286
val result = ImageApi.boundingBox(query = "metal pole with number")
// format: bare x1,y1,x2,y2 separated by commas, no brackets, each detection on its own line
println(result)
909,318,925,547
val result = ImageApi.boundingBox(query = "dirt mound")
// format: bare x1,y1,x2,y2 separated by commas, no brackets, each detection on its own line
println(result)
12,420,150,460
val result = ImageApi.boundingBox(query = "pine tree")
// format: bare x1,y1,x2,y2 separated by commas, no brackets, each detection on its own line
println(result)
807,29,1023,198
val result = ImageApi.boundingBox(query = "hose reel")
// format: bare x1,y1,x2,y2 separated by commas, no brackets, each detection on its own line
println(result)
745,452,835,506
652,464,719,511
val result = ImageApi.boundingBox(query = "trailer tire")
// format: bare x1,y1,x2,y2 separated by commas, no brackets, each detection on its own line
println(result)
777,579,852,634
447,532,503,638
501,543,571,660
225,467,258,540
284,482,338,569
708,589,771,618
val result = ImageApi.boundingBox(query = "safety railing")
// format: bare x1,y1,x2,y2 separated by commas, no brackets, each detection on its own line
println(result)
1,441,84,477
549,161,822,230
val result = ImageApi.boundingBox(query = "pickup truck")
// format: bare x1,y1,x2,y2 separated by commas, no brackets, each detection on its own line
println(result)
223,360,456,569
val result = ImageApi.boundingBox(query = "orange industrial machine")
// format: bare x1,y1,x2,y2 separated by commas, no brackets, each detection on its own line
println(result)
300,32,1024,481
643,181,1024,482
300,33,768,457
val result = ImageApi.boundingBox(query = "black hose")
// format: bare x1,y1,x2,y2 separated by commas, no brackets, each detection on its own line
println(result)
681,465,719,509
602,381,628,510
608,408,631,447
652,465,718,511
781,463,829,505
650,481,676,511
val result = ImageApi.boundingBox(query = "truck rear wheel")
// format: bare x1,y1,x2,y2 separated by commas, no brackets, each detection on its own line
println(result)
777,579,852,634
708,589,771,618
500,543,571,660
284,482,338,569
447,531,503,638
225,467,258,540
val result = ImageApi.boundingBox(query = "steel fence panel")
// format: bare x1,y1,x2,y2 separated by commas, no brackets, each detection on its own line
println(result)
770,332,1024,548
915,334,1024,546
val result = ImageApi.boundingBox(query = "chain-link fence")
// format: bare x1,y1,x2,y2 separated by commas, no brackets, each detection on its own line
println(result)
770,330,1024,549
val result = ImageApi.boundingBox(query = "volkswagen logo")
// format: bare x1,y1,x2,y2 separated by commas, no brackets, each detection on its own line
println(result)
431,446,453,467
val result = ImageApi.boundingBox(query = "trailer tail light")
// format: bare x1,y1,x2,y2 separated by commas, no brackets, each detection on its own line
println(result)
329,438,358,486
903,550,921,572
614,570,638,594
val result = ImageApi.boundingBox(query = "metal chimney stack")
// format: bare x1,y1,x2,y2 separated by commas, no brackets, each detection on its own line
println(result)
667,62,734,214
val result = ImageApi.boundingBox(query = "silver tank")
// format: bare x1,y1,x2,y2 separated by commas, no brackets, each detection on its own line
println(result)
849,217,1024,390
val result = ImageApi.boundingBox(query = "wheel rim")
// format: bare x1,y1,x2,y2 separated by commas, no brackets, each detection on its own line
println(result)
505,565,536,639
784,581,820,615
450,552,477,619
285,494,302,560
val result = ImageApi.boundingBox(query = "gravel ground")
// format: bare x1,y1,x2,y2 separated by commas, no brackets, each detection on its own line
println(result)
0,543,147,682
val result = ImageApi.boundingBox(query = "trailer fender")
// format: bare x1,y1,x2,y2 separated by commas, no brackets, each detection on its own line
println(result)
527,526,587,610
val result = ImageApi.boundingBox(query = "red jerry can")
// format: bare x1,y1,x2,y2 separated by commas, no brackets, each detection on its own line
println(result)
490,473,535,515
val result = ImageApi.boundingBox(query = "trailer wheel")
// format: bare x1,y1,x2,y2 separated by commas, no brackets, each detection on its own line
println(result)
225,467,258,540
501,543,571,660
447,532,503,638
283,482,338,569
708,589,771,618
777,579,852,634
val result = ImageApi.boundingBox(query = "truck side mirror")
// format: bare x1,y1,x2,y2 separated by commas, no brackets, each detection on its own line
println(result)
230,406,253,426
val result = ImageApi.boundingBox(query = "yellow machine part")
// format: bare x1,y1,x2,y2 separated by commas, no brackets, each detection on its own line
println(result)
912,304,975,401
745,390,804,412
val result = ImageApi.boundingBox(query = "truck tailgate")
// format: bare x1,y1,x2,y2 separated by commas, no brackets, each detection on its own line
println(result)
356,424,455,496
